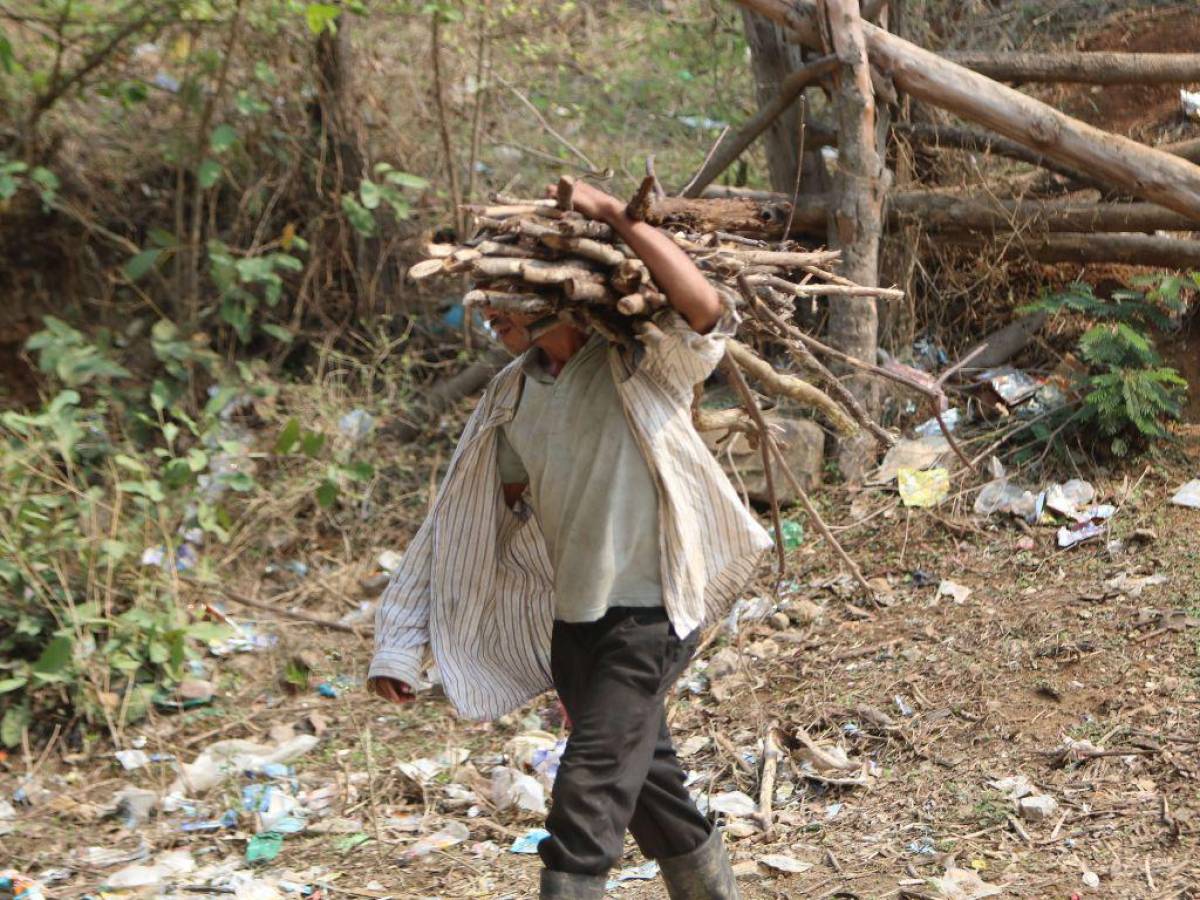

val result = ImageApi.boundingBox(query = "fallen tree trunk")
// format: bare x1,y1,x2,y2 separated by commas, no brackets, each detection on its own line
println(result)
942,51,1200,85
731,0,1200,220
947,232,1200,269
653,192,1200,239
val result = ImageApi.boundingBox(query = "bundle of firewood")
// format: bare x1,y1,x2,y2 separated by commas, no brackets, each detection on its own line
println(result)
407,178,916,444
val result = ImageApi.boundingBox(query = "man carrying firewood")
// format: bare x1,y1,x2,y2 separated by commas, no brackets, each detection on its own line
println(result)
369,179,771,899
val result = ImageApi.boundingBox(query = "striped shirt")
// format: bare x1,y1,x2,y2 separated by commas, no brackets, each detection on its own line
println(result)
370,311,773,720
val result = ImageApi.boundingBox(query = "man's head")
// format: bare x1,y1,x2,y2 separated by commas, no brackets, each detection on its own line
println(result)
479,305,539,355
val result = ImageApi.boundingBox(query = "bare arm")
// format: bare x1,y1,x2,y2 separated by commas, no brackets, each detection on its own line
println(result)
563,182,722,334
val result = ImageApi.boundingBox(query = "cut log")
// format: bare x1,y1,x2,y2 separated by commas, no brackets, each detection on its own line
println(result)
945,233,1200,269
891,194,1200,235
679,54,838,198
732,0,1200,221
942,51,1200,85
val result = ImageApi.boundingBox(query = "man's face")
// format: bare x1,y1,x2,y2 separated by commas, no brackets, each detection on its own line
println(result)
480,305,537,355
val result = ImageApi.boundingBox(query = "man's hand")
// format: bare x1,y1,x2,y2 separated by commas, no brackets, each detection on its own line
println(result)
554,180,623,223
370,676,416,705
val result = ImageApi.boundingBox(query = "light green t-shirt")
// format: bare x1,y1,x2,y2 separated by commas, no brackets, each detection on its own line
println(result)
497,335,663,622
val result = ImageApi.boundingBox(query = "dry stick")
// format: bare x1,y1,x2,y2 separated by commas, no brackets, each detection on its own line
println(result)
465,2,490,208
742,279,895,448
430,13,464,237
626,175,657,221
755,725,783,832
775,313,975,472
189,582,363,635
722,356,787,579
677,124,731,198
646,154,666,198
496,75,600,174
780,95,808,243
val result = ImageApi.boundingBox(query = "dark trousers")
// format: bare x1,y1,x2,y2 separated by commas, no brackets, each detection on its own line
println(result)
538,606,713,876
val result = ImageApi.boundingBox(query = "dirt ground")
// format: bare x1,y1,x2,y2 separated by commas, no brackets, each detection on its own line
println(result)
4,424,1199,899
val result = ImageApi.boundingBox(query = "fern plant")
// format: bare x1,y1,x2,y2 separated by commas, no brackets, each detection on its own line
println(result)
1022,273,1193,457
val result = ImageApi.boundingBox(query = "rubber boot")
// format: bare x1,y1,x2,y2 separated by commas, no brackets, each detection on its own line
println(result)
657,829,740,900
539,869,607,899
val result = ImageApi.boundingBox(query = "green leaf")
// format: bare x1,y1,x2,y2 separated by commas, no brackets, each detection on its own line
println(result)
150,379,171,413
187,447,209,472
198,158,222,188
32,635,73,677
275,417,301,454
123,248,163,282
0,35,14,74
301,430,325,457
341,460,375,481
382,170,429,190
0,677,28,694
210,124,238,154
306,3,342,34
340,193,375,237
261,323,294,344
1,705,30,748
316,479,338,508
359,178,382,210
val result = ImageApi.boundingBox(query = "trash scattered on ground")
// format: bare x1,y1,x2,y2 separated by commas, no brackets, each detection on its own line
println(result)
1103,571,1167,598
1170,479,1200,509
936,579,972,605
1044,480,1095,519
894,695,915,717
1057,521,1105,549
398,747,470,784
246,832,285,864
377,550,404,573
115,749,152,771
1018,794,1058,821
931,866,1003,899
606,860,660,889
979,366,1041,406
758,854,813,874
0,872,45,900
337,409,375,443
915,408,960,437
166,734,319,802
780,520,804,549
401,821,469,861
1082,870,1101,889
113,786,158,828
710,791,758,817
104,849,196,889
898,466,949,507
974,458,1037,520
872,435,950,484
987,775,1035,800
491,766,547,815
722,595,774,635
509,827,550,854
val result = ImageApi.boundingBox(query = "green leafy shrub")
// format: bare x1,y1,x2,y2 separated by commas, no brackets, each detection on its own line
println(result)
1022,273,1192,457
0,315,378,746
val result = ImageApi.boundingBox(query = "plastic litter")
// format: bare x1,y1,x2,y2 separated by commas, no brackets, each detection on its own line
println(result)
979,366,1041,406
166,734,319,801
0,872,46,900
915,407,960,437
606,860,660,889
246,832,285,864
490,765,546,815
974,458,1037,520
1170,479,1200,509
337,409,375,444
936,580,972,605
115,749,151,771
987,775,1034,800
104,849,196,890
401,821,470,861
759,854,813,874
722,595,774,635
710,790,757,817
509,827,550,854
1103,572,1167,598
113,786,158,828
1018,794,1058,821
872,435,949,484
397,747,470,783
377,550,404,573
898,467,949,507
1044,480,1096,520
1057,521,1105,549
931,867,1002,899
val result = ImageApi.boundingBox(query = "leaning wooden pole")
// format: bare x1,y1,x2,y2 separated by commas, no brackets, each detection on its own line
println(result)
731,0,1200,221
942,51,1200,85
824,0,885,482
